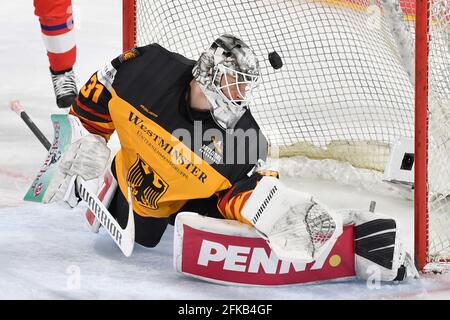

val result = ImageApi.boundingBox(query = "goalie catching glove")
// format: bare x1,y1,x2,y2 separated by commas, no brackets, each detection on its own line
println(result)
43,115,111,206
241,176,343,263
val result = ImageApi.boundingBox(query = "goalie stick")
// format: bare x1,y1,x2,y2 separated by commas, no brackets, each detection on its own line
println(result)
10,100,135,257
11,100,51,150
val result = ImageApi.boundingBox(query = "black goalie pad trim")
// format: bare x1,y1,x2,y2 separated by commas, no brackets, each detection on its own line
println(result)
394,265,407,281
356,231,396,251
356,233,396,269
355,219,396,240
356,246,395,270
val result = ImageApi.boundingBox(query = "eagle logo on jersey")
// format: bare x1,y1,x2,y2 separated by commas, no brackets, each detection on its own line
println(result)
127,155,168,210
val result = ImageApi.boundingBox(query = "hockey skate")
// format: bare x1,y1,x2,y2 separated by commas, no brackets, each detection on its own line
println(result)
50,67,78,109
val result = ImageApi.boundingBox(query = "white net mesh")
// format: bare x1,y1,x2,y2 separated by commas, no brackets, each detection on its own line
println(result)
134,0,414,170
131,0,450,264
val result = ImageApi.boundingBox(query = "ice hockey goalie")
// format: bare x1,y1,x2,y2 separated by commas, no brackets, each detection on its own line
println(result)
39,34,417,286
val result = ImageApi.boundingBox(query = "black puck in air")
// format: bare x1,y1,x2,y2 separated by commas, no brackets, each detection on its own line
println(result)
268,51,283,69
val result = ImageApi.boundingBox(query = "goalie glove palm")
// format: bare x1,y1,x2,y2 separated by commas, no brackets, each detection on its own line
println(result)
43,116,110,205
242,176,343,263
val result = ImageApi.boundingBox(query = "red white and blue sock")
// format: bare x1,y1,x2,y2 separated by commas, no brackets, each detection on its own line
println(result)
34,0,76,72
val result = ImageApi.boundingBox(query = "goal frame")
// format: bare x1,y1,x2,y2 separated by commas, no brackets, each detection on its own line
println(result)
414,0,429,271
123,0,136,52
122,0,441,271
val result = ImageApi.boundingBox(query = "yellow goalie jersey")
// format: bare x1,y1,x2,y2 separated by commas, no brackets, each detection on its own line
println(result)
70,44,273,223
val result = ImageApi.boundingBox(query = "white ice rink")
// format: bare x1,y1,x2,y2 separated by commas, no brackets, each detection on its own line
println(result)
1,0,449,299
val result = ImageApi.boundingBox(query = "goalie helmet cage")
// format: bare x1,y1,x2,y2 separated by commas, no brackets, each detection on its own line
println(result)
122,0,450,271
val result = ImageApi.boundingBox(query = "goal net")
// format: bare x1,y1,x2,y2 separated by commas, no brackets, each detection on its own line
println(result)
123,0,450,270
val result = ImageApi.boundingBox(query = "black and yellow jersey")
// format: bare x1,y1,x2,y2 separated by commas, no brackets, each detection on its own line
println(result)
70,44,271,223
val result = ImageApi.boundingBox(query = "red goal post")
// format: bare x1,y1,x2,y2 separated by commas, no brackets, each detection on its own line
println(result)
414,0,429,271
123,0,136,53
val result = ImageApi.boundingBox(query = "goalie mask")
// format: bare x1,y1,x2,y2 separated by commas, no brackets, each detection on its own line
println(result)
192,34,260,130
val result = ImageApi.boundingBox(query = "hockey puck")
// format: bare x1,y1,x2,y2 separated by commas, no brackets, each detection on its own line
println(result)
268,51,283,69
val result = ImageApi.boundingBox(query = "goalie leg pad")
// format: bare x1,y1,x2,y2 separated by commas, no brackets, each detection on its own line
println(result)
174,212,355,286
